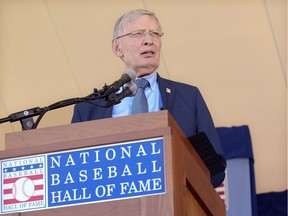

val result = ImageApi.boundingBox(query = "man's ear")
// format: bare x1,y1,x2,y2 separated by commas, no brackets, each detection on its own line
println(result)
112,39,123,57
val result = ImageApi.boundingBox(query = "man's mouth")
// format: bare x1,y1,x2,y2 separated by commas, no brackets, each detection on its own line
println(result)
141,51,155,56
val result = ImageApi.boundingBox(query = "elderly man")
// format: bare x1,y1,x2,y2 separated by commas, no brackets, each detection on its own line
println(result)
72,9,226,187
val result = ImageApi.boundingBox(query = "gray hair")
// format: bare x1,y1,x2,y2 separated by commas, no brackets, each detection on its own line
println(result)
113,9,162,39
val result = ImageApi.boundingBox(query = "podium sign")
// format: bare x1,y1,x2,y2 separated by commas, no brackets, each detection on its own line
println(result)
1,138,165,214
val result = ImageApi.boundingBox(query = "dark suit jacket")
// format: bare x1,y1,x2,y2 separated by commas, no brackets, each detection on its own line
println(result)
72,74,226,187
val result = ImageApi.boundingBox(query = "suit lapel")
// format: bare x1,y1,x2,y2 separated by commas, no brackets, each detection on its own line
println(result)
157,74,176,111
96,97,114,119
101,106,113,119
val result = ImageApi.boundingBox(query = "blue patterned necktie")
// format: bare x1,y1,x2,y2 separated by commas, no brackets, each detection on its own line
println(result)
131,78,150,114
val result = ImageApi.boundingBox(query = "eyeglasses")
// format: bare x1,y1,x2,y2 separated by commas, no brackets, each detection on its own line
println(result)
115,29,164,39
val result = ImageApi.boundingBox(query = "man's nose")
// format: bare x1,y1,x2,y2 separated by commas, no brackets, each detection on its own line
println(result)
142,33,153,45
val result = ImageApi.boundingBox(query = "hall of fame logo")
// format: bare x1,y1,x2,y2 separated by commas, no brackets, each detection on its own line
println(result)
0,137,165,214
1,155,46,213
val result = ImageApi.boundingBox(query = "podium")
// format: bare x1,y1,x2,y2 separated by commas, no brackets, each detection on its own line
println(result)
0,111,225,216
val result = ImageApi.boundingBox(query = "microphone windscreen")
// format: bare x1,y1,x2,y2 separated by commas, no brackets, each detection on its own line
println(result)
124,82,137,96
124,69,137,81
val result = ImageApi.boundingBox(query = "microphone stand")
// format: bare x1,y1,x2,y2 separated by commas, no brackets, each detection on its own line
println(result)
0,86,110,131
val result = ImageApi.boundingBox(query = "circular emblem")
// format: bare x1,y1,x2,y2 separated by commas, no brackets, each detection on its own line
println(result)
12,177,35,201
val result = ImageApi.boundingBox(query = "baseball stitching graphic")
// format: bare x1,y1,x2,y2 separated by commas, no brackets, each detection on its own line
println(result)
12,177,35,201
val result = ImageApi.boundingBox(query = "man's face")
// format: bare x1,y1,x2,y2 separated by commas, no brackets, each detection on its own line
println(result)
112,15,162,77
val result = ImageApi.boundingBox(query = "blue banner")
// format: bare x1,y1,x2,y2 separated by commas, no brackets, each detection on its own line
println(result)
1,137,165,214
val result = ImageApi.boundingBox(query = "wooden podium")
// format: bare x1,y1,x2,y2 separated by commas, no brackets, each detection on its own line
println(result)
0,111,225,216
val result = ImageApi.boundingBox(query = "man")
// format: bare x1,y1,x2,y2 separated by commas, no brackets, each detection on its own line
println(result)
72,9,226,187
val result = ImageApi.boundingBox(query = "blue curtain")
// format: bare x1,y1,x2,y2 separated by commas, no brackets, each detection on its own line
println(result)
217,125,258,216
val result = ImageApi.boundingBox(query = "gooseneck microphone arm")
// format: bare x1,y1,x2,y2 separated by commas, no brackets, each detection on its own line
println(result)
0,70,137,131
0,86,109,130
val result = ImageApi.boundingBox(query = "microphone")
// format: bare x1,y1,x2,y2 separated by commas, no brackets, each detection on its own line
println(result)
105,82,137,107
104,69,136,96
